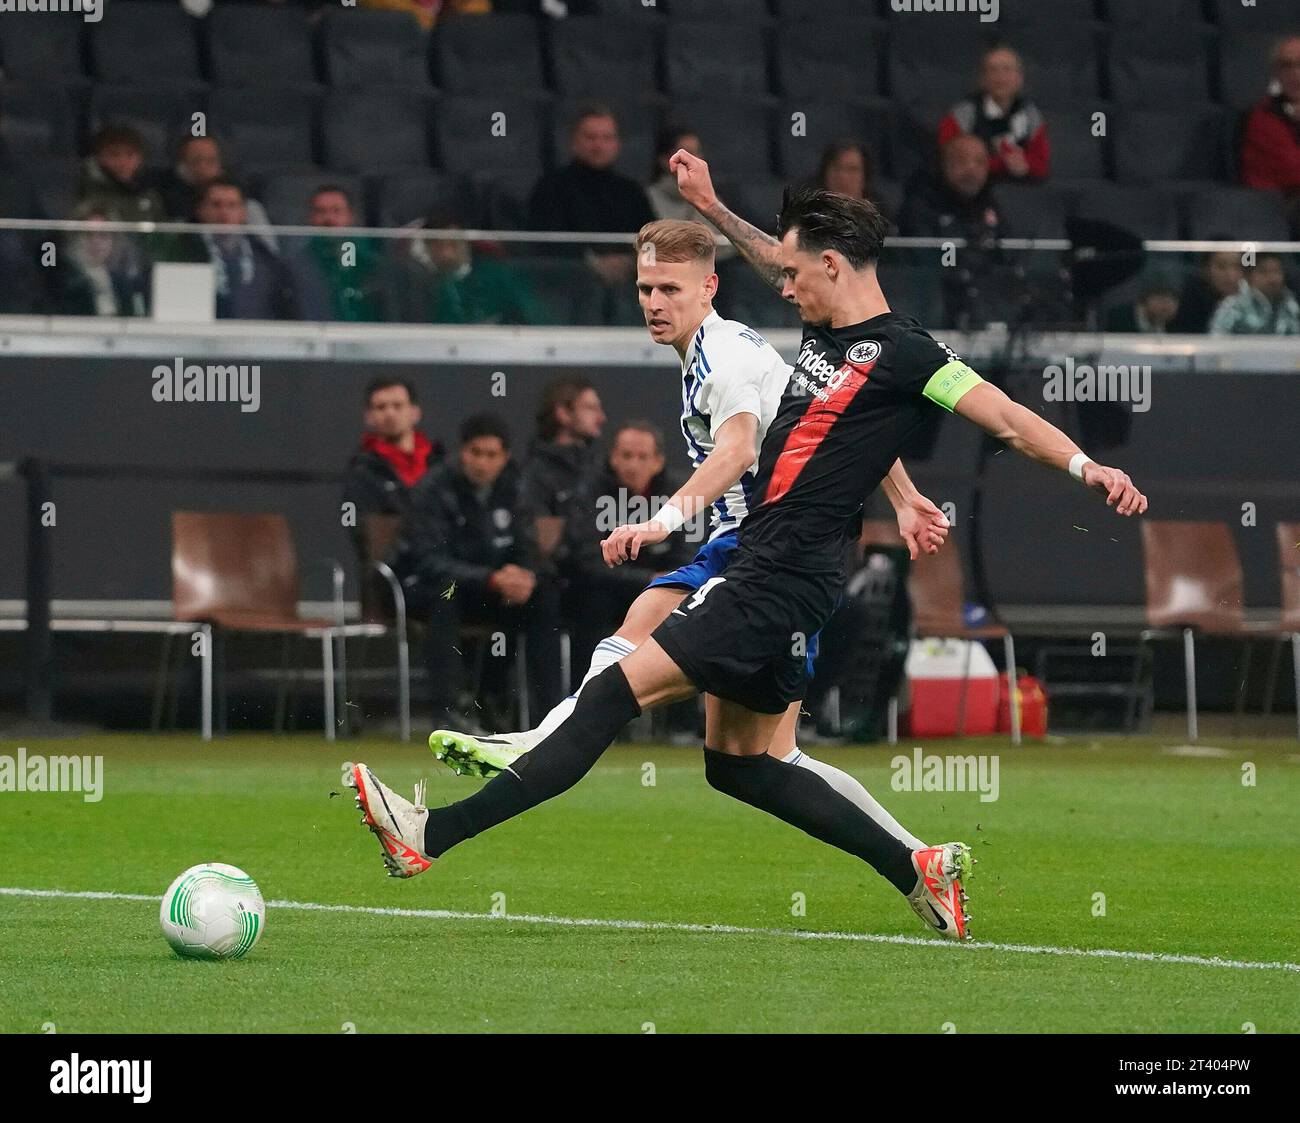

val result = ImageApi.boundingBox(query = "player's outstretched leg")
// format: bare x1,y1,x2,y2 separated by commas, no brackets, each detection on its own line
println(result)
430,633,635,778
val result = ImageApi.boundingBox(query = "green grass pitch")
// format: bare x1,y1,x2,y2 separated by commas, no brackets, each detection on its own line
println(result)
1,734,1297,1033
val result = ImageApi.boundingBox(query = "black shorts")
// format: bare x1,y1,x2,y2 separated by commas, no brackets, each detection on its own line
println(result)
651,548,841,714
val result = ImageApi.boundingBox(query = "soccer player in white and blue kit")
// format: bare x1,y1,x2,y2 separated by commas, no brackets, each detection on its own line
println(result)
431,219,948,845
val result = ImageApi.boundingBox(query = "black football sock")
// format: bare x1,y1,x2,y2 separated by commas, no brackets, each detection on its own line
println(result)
423,665,642,858
703,747,917,894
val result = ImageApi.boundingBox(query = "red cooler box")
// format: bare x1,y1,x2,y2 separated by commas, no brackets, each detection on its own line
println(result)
904,638,999,737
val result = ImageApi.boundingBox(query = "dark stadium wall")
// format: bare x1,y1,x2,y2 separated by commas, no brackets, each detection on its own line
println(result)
0,359,1297,614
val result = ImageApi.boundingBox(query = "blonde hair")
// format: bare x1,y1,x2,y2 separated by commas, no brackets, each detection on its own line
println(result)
635,219,716,269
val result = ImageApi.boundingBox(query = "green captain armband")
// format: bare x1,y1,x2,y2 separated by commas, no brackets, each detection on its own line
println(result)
922,361,984,412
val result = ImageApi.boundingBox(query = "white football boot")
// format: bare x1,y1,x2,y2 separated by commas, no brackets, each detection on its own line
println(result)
343,762,433,879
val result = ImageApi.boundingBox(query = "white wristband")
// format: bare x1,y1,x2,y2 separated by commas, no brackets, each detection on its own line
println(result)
1068,453,1094,483
653,501,686,533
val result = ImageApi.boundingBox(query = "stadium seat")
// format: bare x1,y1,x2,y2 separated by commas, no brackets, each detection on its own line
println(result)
1211,0,1297,32
887,25,988,112
89,84,207,166
725,174,787,235
1039,107,1110,181
991,182,1072,240
581,0,664,16
0,83,79,158
1001,28,1103,105
21,155,81,220
323,8,432,89
1217,33,1276,111
207,6,319,89
260,171,365,226
1112,107,1228,185
775,99,895,183
432,14,542,94
668,0,772,22
208,87,319,172
375,170,471,227
663,23,770,99
0,17,85,85
547,18,661,97
773,0,878,19
469,169,539,230
90,1,201,85
432,95,549,177
667,97,775,176
1107,38,1213,106
550,97,660,182
322,91,432,174
774,21,885,104
1105,0,1209,32
1071,183,1182,241
998,0,1097,26
1185,186,1291,243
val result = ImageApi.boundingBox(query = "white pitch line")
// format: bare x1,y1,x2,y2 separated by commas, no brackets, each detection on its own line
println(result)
2,886,1297,975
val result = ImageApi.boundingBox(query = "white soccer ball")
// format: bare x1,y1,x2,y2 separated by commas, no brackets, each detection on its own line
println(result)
159,863,266,960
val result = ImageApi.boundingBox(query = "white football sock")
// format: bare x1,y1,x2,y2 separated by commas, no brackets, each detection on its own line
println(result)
777,747,926,851
525,634,637,746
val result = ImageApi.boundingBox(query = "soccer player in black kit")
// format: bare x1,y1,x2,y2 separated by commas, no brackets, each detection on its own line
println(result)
345,153,1147,941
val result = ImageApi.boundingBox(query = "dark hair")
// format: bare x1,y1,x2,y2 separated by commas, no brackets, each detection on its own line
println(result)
536,375,596,441
569,101,617,136
311,183,354,209
612,419,665,455
1249,252,1285,270
363,377,418,407
777,184,889,269
461,413,511,449
815,140,876,198
197,177,244,204
91,124,146,155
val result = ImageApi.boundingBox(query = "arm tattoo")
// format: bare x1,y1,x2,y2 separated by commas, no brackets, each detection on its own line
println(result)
701,199,784,292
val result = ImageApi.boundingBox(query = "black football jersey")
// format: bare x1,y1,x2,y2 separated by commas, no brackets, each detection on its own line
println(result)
737,312,983,572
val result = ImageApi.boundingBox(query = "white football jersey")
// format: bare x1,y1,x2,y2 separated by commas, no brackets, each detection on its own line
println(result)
679,310,791,540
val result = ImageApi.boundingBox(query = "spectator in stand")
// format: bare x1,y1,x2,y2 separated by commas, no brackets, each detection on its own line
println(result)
520,375,606,522
1209,254,1300,336
1240,35,1300,231
1170,248,1246,333
560,420,693,677
938,46,1049,183
184,179,297,320
1104,280,1180,334
44,202,148,317
392,413,562,730
393,207,545,325
342,376,443,552
359,0,490,32
529,103,655,324
899,134,1017,327
815,140,881,206
287,185,385,322
77,125,167,223
154,135,274,237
